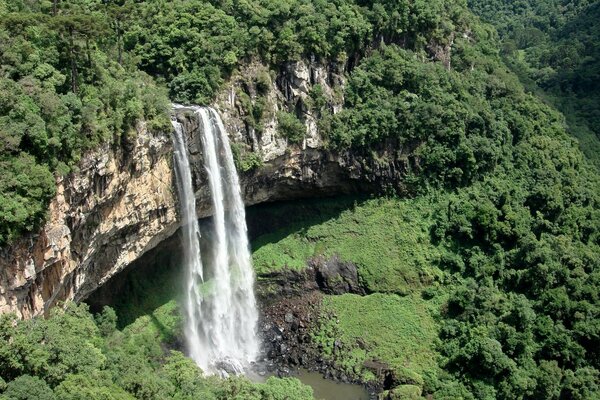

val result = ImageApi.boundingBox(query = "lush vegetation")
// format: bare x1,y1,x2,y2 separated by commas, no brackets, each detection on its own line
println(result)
468,0,600,168
251,167,599,398
1,0,599,399
251,27,600,392
0,302,313,400
0,0,486,244
0,0,170,245
119,0,458,104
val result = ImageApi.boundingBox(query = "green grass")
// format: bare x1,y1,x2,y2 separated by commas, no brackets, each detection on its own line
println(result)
313,293,440,384
120,299,183,346
252,196,442,294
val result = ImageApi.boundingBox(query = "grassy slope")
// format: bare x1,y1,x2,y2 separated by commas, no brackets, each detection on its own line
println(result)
315,293,442,383
252,196,442,294
252,196,447,386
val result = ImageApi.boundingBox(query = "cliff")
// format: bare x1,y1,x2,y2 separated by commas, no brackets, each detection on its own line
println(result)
0,59,414,318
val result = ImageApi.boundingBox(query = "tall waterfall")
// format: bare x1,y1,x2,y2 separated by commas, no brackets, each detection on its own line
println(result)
171,106,259,375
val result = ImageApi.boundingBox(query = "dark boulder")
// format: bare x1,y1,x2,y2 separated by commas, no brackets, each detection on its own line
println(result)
311,255,366,295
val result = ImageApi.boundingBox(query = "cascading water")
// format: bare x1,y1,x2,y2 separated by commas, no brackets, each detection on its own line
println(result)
171,118,206,365
171,106,259,376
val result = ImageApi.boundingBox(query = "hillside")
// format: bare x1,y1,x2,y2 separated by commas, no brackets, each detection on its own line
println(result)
0,0,599,399
468,0,600,168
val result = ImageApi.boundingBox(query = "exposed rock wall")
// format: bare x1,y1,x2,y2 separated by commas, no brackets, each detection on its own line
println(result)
0,59,415,319
0,122,177,318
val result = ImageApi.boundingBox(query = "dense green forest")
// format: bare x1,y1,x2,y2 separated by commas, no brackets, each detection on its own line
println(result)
468,0,600,168
1,0,599,399
0,303,313,400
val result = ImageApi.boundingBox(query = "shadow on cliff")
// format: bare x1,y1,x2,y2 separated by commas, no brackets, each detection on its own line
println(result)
85,234,185,329
247,195,369,249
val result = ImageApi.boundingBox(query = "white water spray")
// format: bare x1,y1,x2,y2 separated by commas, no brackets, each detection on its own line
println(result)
171,106,259,375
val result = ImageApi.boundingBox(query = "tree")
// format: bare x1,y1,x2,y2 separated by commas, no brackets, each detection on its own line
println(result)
1,375,56,400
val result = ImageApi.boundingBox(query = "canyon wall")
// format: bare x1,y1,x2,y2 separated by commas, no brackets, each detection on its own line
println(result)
0,60,415,318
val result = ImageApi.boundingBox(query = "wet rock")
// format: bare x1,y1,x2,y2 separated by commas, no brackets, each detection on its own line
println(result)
311,255,366,295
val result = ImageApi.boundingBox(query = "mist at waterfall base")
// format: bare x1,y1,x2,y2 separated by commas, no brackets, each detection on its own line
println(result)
171,106,259,376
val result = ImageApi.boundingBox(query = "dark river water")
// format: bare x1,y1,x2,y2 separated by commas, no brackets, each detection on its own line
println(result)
295,369,370,400
250,368,370,400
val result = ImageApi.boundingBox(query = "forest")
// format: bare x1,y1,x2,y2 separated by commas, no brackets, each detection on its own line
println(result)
469,0,600,167
0,0,599,399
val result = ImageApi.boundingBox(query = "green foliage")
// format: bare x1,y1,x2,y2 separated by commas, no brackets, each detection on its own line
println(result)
216,376,313,400
276,112,305,144
95,306,117,337
116,0,469,105
0,303,104,385
231,143,263,173
0,154,55,243
0,3,170,246
1,375,56,400
384,384,423,400
429,132,600,397
253,109,599,399
468,0,600,168
121,0,366,103
328,41,562,188
0,302,313,399
54,374,135,400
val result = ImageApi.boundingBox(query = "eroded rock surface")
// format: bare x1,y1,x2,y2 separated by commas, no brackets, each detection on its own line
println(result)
0,122,177,318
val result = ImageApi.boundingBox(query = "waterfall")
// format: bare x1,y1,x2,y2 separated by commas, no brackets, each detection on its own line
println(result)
171,118,205,365
171,106,259,376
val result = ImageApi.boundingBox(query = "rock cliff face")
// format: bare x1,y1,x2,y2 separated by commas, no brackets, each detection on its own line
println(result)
0,122,177,318
0,59,414,319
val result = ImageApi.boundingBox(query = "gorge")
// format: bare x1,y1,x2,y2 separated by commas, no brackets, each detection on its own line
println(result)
0,1,599,399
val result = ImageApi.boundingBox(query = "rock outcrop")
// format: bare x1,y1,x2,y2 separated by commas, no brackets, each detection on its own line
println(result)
0,59,414,318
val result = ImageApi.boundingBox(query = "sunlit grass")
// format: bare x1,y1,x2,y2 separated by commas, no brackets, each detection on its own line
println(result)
252,196,443,294
313,293,440,383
